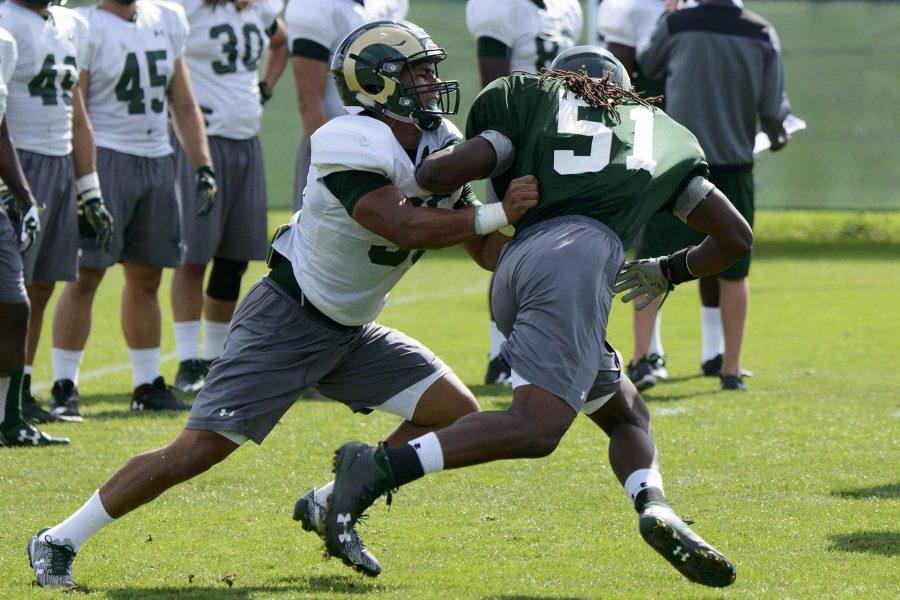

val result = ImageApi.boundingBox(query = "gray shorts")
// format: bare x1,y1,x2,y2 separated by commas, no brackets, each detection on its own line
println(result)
19,151,78,284
186,278,451,444
80,148,183,270
491,215,625,413
0,205,26,304
176,135,268,264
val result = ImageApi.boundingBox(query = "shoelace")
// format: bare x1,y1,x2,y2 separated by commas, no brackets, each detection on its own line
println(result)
44,537,76,576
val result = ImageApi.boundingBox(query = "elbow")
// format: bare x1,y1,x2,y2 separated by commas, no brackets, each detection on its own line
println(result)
727,224,754,260
415,164,455,195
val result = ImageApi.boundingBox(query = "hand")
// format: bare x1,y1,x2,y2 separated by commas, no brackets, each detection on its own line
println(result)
769,131,791,152
196,165,218,217
501,175,539,225
2,187,41,255
259,81,273,105
77,183,114,252
613,257,672,310
665,0,685,12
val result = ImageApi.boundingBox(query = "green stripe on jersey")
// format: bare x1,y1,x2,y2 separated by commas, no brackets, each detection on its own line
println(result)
324,170,392,215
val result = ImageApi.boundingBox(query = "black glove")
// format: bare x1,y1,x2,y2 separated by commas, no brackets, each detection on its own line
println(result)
76,175,114,251
258,81,273,105
196,165,218,217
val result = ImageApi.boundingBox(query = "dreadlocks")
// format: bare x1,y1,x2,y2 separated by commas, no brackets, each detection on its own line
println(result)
537,68,663,120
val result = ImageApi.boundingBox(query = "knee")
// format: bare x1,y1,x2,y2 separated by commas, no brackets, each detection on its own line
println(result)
206,258,247,302
72,268,104,297
513,416,568,458
158,431,236,480
125,266,162,296
26,282,54,309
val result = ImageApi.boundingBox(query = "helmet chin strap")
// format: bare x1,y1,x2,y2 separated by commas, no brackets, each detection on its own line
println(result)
355,94,440,132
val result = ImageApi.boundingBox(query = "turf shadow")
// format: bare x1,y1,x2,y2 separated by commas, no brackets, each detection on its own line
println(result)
103,574,385,599
831,482,900,500
827,531,899,557
753,240,900,262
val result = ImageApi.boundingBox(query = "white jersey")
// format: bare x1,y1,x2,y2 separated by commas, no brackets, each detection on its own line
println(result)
466,0,583,74
77,1,189,157
0,3,89,156
284,0,407,119
596,0,665,54
273,115,467,326
176,0,283,139
0,27,16,120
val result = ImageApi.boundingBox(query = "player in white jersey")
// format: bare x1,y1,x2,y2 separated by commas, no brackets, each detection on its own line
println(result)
0,0,114,424
285,0,407,209
48,0,217,418
169,0,289,393
596,0,665,74
0,25,68,446
29,20,537,586
465,0,582,385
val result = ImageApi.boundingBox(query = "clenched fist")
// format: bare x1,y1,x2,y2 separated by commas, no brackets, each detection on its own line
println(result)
501,175,539,225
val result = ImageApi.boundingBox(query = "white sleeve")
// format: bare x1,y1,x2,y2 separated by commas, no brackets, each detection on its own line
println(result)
633,0,666,53
74,8,97,71
311,122,395,179
389,0,408,20
466,0,515,46
71,12,92,71
160,1,191,59
0,33,17,86
176,0,204,21
597,0,637,47
260,0,284,28
284,0,336,50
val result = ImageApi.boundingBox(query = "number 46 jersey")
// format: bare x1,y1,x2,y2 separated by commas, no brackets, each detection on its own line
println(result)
466,74,709,247
77,0,189,157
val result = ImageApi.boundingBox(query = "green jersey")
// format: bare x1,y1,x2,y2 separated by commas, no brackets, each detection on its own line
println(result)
465,74,708,245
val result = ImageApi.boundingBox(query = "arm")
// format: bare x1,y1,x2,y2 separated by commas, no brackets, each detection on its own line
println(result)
683,188,754,277
461,230,512,272
261,19,289,97
635,12,672,81
605,42,636,77
759,27,792,152
169,57,212,169
0,118,37,210
292,55,329,141
416,136,500,194
476,38,511,87
71,78,96,178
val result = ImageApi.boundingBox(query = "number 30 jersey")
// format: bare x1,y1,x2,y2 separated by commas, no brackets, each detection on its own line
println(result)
0,2,89,156
466,74,708,246
0,27,16,120
77,1,189,157
175,0,282,139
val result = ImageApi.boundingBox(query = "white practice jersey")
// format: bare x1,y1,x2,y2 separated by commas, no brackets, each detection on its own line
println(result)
596,0,664,54
77,1,189,157
0,27,16,120
176,0,282,139
466,0,583,74
284,0,407,118
273,115,468,326
0,3,89,156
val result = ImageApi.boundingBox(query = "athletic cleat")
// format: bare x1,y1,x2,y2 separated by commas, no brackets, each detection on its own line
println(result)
701,354,723,377
720,374,747,391
484,355,513,386
22,388,59,425
28,527,77,588
647,353,668,380
628,357,657,391
639,503,736,588
0,423,69,447
50,380,84,423
174,359,209,393
325,442,397,577
131,376,191,411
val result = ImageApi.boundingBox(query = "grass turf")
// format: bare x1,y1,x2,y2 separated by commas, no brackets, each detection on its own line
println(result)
1,211,898,598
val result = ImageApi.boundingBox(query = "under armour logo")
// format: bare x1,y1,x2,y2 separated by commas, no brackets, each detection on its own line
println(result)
153,30,163,37
673,546,689,562
218,409,236,418
337,513,352,544
413,443,421,449
640,482,648,489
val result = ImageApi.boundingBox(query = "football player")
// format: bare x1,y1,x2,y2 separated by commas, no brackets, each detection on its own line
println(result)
169,0,289,393
285,0,407,210
0,0,114,424
28,20,536,587
48,0,217,417
0,24,68,447
466,0,583,385
322,47,750,587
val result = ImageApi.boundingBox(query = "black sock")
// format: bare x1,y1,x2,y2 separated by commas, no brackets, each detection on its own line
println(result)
384,444,425,487
634,487,667,513
1,371,26,432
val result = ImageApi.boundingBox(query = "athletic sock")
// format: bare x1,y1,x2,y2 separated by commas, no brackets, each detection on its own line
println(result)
488,320,506,360
51,348,83,386
634,487,667,513
201,319,229,361
648,313,665,357
23,364,32,376
701,306,724,362
624,468,665,507
385,445,425,487
173,320,201,362
408,431,444,474
0,371,25,432
314,481,334,505
45,490,115,551
128,347,161,388
0,375,11,428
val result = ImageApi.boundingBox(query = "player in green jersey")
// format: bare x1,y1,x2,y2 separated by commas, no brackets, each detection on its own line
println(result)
322,46,752,587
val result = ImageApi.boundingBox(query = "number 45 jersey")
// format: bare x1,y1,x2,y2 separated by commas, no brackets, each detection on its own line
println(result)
0,2,89,156
175,0,283,139
466,74,709,247
77,0,189,157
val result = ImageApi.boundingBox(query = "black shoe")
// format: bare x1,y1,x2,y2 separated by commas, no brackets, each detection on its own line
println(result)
22,377,58,425
639,502,736,588
174,359,209,393
701,354,723,377
720,374,747,391
647,353,668,380
131,376,191,411
0,422,69,447
50,380,84,423
628,357,657,391
484,355,512,386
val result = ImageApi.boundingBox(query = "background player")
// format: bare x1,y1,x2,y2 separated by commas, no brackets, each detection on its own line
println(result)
465,0,582,385
49,0,217,417
169,0,289,392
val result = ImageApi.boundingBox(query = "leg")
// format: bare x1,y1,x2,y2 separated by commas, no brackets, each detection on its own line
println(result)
171,263,207,391
171,263,206,324
699,276,724,374
24,280,54,367
382,371,479,447
719,277,749,378
122,262,164,391
0,299,29,431
52,266,105,354
201,257,247,360
630,296,664,390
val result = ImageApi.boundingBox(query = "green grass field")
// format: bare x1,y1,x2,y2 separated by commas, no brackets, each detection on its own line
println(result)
1,211,898,598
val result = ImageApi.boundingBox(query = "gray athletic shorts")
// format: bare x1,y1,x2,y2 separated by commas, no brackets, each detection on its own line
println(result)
186,278,452,444
491,215,625,413
80,148,183,270
176,135,268,264
0,205,26,304
18,151,78,284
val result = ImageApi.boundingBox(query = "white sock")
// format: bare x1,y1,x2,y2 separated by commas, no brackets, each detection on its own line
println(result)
51,348,83,386
624,468,664,502
0,376,9,423
409,432,444,474
488,320,506,360
45,490,115,551
314,481,334,505
128,347,160,388
201,320,229,361
173,320,200,362
648,313,664,357
701,306,724,362
24,364,33,376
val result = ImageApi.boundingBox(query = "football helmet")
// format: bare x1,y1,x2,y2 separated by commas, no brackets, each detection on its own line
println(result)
550,45,632,91
331,20,460,131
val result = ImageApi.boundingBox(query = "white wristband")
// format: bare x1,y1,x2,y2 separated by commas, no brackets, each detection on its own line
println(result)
474,202,509,235
75,172,101,201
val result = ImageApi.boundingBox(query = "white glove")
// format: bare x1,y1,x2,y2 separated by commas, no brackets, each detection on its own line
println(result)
613,258,673,310
18,204,41,255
